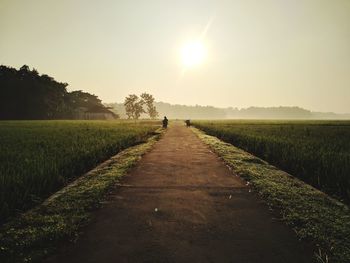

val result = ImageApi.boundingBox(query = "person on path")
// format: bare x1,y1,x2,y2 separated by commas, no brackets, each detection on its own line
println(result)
162,116,168,128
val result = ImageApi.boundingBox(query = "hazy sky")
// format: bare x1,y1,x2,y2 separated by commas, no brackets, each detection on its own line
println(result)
1,0,350,113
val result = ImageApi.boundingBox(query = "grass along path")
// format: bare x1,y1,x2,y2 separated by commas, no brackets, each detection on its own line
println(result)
192,127,350,263
0,129,162,263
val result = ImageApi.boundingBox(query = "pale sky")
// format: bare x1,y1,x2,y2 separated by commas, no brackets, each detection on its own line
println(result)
1,0,350,113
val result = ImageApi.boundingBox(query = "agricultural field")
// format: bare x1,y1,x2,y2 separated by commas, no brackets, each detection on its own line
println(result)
193,120,350,203
0,120,159,222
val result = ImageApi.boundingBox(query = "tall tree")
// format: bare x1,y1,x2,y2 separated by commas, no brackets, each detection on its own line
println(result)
124,94,145,119
0,65,115,120
0,65,68,119
140,93,158,119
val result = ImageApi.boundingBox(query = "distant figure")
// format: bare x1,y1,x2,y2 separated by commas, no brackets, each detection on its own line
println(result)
185,119,191,127
162,116,168,128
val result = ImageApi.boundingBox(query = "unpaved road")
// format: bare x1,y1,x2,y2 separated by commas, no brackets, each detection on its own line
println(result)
47,124,314,263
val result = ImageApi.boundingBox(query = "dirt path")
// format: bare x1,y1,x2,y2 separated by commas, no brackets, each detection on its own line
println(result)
47,124,314,263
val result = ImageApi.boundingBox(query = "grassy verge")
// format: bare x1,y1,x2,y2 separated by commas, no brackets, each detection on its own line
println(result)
192,127,350,263
0,129,162,263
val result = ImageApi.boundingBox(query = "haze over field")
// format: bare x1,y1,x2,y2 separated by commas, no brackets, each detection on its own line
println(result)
107,102,350,119
1,0,350,113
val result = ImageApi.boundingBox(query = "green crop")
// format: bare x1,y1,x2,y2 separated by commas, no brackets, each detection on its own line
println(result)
193,120,350,203
0,120,159,222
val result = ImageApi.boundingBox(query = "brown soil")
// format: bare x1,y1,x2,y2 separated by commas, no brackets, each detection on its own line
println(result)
47,124,314,263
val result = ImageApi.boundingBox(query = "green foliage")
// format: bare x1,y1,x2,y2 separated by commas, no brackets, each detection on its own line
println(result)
124,94,145,119
0,120,159,222
193,120,350,203
0,65,115,119
192,127,350,263
0,131,161,262
124,93,158,119
140,93,158,119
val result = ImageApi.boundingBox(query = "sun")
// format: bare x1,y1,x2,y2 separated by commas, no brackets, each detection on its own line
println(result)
180,41,207,68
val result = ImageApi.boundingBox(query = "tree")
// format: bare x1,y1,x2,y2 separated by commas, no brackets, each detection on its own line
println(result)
0,64,115,120
141,93,158,119
124,94,145,119
67,90,104,109
0,65,68,119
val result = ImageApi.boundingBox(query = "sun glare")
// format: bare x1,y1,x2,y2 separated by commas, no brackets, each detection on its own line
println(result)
181,41,206,68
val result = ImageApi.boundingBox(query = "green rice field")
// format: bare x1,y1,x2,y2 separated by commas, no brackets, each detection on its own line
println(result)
193,120,350,203
0,120,159,222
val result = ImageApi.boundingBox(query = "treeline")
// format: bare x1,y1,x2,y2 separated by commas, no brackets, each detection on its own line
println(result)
107,102,226,119
107,102,349,119
0,65,115,120
229,106,313,119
